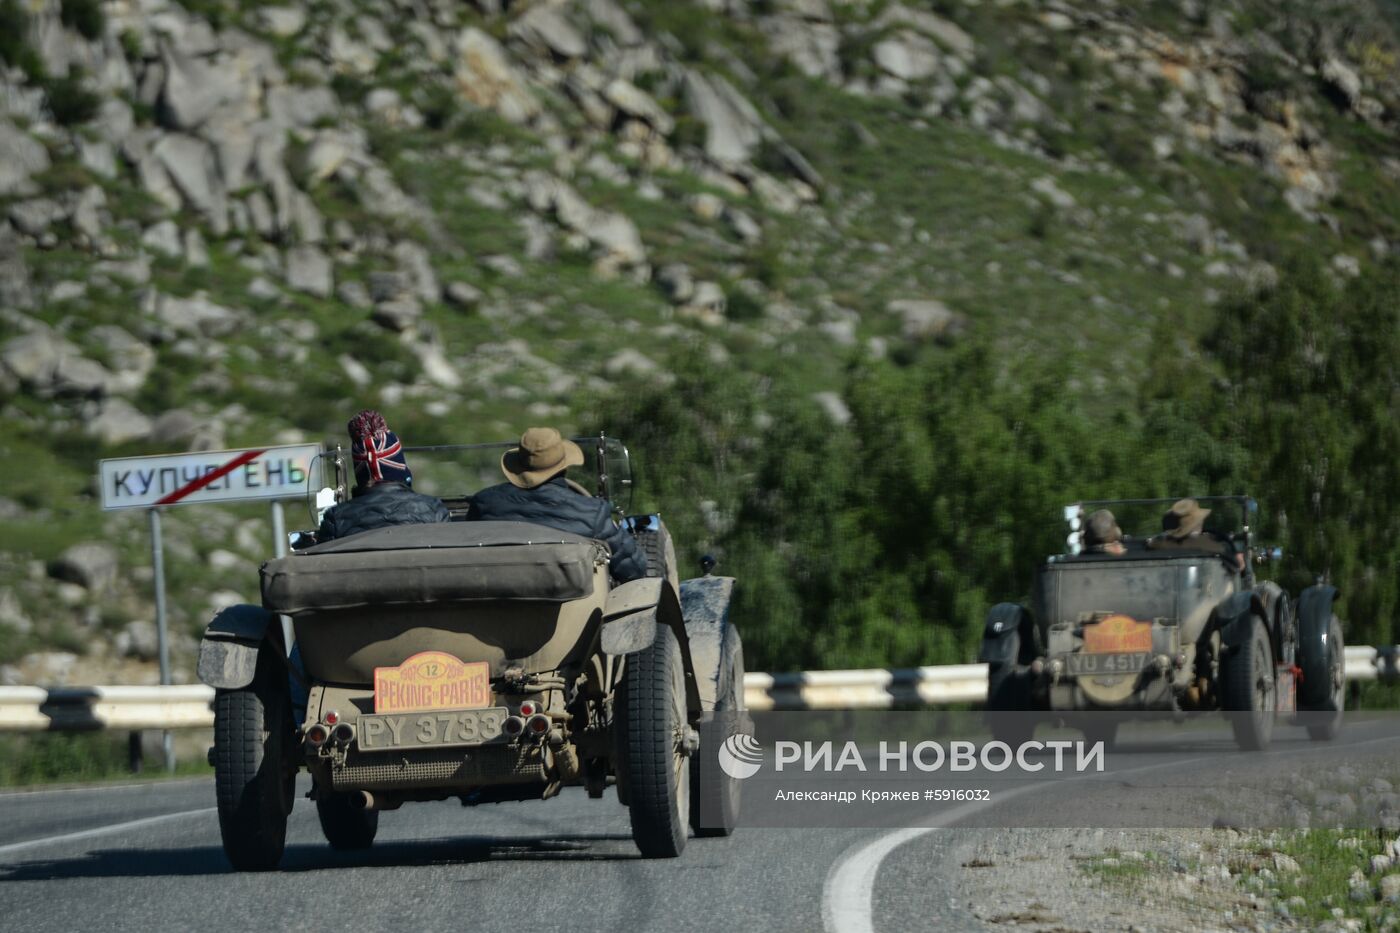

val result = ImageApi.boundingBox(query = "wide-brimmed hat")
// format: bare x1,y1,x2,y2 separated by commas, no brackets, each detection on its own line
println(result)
1084,509,1122,547
1162,498,1210,539
501,427,584,489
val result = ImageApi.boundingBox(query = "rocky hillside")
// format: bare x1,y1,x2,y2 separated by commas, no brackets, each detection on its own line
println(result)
1,0,1397,684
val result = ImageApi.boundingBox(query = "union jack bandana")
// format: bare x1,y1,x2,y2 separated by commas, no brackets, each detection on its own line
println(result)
347,409,412,487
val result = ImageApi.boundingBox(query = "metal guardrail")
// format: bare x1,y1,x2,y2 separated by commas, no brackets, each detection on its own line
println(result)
0,647,1394,730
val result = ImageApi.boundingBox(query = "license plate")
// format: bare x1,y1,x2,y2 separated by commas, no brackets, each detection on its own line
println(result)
358,708,510,751
1066,652,1150,676
374,650,491,714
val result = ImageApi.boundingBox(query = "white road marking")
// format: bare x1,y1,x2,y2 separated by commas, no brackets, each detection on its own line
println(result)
0,778,209,799
820,755,1214,933
0,807,216,858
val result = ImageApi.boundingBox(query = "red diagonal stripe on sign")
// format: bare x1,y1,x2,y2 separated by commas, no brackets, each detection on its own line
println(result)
154,448,266,506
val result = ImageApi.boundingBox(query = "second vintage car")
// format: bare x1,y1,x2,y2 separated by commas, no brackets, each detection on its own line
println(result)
979,496,1345,751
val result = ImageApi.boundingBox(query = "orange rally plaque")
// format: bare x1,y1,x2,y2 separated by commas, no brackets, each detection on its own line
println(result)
373,651,491,714
1081,614,1153,654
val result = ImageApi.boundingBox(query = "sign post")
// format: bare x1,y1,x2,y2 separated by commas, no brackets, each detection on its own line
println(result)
149,508,173,772
99,444,321,770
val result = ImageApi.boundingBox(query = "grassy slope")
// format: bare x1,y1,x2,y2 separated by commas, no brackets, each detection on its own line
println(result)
1,0,1397,667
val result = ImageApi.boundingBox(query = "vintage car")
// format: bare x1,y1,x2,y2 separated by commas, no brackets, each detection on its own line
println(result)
197,436,744,870
978,497,1345,751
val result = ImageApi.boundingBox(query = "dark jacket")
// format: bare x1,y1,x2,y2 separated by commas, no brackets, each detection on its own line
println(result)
466,477,647,583
317,481,451,542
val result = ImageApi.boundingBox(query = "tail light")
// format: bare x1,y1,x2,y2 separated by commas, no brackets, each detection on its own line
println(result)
525,714,551,737
324,710,340,725
306,724,329,747
332,723,355,745
519,701,537,716
502,716,525,738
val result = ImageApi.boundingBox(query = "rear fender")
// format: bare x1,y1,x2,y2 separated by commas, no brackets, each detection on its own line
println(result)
679,576,738,712
602,577,702,718
197,604,281,689
1215,592,1269,653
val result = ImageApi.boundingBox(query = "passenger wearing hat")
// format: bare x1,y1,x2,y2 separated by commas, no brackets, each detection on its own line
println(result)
1147,498,1242,569
1084,509,1126,555
467,427,647,583
316,410,451,542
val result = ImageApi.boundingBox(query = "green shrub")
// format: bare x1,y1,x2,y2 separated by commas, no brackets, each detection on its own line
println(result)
42,72,102,125
60,0,106,40
0,0,44,79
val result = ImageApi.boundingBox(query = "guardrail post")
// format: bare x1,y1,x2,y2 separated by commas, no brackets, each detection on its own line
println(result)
128,730,143,774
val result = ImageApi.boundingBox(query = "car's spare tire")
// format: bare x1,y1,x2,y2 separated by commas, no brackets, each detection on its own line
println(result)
617,623,690,858
214,645,294,871
1220,615,1276,751
316,789,379,850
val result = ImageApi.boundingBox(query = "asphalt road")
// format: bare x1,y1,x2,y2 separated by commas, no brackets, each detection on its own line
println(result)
0,718,1393,933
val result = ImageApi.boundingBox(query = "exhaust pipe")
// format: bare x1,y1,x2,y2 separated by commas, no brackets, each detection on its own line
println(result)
351,790,402,812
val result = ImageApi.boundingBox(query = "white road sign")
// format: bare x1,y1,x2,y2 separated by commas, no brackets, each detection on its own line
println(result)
99,444,322,511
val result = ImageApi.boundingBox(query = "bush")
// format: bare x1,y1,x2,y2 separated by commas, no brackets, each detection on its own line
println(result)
0,0,44,79
60,0,106,40
42,72,101,125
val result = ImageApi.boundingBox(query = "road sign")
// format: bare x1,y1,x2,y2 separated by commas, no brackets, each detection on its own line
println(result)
98,444,322,511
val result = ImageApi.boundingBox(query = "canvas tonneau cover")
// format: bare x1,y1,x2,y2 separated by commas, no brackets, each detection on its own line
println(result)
261,521,606,615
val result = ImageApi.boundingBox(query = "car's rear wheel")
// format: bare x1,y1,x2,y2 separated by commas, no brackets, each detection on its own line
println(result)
1303,614,1345,742
316,789,379,850
214,646,294,871
691,631,743,838
618,624,690,858
1220,616,1276,751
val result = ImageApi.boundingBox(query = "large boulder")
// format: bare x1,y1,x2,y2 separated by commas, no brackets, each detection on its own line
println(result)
682,71,766,165
0,332,110,398
87,398,155,445
887,298,965,343
49,542,120,592
147,292,244,338
455,28,541,124
152,134,228,233
509,4,588,59
158,43,244,131
604,79,675,135
0,119,50,197
285,245,334,297
873,31,942,82
88,326,155,396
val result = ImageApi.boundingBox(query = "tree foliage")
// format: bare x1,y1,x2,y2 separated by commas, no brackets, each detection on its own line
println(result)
598,261,1398,670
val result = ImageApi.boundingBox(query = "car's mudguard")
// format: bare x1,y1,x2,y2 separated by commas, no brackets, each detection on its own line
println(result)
979,603,1032,666
1251,580,1294,663
1296,584,1339,706
197,604,280,689
602,577,702,718
1215,591,1270,653
679,576,739,712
